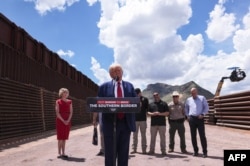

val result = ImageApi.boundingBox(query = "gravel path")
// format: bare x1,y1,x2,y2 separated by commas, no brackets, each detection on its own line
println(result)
0,121,249,166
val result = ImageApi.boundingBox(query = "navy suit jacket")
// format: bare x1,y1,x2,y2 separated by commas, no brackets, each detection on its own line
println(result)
97,80,136,132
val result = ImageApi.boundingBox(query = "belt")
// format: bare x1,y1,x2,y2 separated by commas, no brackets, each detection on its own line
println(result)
169,118,185,123
190,115,198,118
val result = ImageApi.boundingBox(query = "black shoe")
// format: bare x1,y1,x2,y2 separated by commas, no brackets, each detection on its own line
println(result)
168,149,174,153
62,155,68,158
193,152,198,156
130,150,137,154
147,151,155,155
181,149,188,154
97,151,104,156
203,153,207,158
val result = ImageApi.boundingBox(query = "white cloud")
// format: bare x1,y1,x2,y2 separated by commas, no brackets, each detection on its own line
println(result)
243,10,250,29
86,0,98,6
205,1,239,43
90,57,112,84
24,0,80,15
57,49,75,58
233,29,250,52
89,0,250,96
98,0,192,48
24,0,250,96
233,10,250,52
71,64,76,67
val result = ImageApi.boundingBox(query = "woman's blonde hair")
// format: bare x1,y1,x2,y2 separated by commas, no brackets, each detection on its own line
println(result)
58,88,69,98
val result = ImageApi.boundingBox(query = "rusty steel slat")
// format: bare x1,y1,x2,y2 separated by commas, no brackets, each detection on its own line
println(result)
1,128,42,135
206,122,216,125
215,106,250,111
1,121,42,128
0,94,41,104
207,113,215,116
207,99,214,102
208,111,215,115
0,127,43,140
0,96,40,103
0,112,42,116
217,119,250,125
1,121,42,127
215,91,250,99
1,121,42,126
0,99,41,106
215,111,250,115
216,123,250,130
214,101,250,107
0,130,41,140
214,115,250,120
0,111,42,115
0,105,41,111
0,105,40,110
3,122,43,128
0,119,42,124
43,97,57,102
0,122,42,130
0,14,15,46
0,79,40,93
0,43,3,76
214,96,250,104
209,105,215,109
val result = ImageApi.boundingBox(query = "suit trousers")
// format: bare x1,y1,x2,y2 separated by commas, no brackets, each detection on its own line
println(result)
103,119,131,166
188,116,207,154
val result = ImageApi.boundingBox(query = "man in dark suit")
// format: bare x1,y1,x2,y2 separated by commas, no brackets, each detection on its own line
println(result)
97,63,136,166
92,65,116,156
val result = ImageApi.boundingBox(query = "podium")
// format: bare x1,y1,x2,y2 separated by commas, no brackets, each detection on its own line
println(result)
87,97,140,166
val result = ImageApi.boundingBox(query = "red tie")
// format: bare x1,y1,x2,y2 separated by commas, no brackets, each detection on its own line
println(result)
117,82,124,119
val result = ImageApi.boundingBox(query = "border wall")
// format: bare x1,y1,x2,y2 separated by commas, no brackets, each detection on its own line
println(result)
0,13,98,144
0,13,98,99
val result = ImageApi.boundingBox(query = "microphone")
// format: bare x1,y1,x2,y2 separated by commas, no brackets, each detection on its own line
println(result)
114,76,119,81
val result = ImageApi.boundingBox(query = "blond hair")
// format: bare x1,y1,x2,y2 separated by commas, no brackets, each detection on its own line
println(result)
58,88,69,98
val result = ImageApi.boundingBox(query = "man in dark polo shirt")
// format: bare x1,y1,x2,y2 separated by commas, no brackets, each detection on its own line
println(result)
147,92,169,155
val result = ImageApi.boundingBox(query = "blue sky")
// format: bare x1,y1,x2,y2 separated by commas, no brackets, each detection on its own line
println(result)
1,0,250,96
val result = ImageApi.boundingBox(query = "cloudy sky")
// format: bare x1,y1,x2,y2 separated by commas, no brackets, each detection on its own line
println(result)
1,0,250,96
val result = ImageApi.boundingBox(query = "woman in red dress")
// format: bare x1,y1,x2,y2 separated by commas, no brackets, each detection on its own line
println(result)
55,88,73,158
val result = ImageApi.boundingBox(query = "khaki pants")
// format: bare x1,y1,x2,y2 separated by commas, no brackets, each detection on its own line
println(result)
99,125,105,153
149,126,166,153
132,121,147,152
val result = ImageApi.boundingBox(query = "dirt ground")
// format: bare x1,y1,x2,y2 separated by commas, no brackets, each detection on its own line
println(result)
0,121,249,166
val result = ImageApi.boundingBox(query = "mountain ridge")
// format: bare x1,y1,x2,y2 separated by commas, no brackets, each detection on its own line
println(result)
141,81,214,103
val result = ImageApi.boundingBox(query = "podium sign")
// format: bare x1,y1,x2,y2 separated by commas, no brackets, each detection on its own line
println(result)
87,97,140,113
